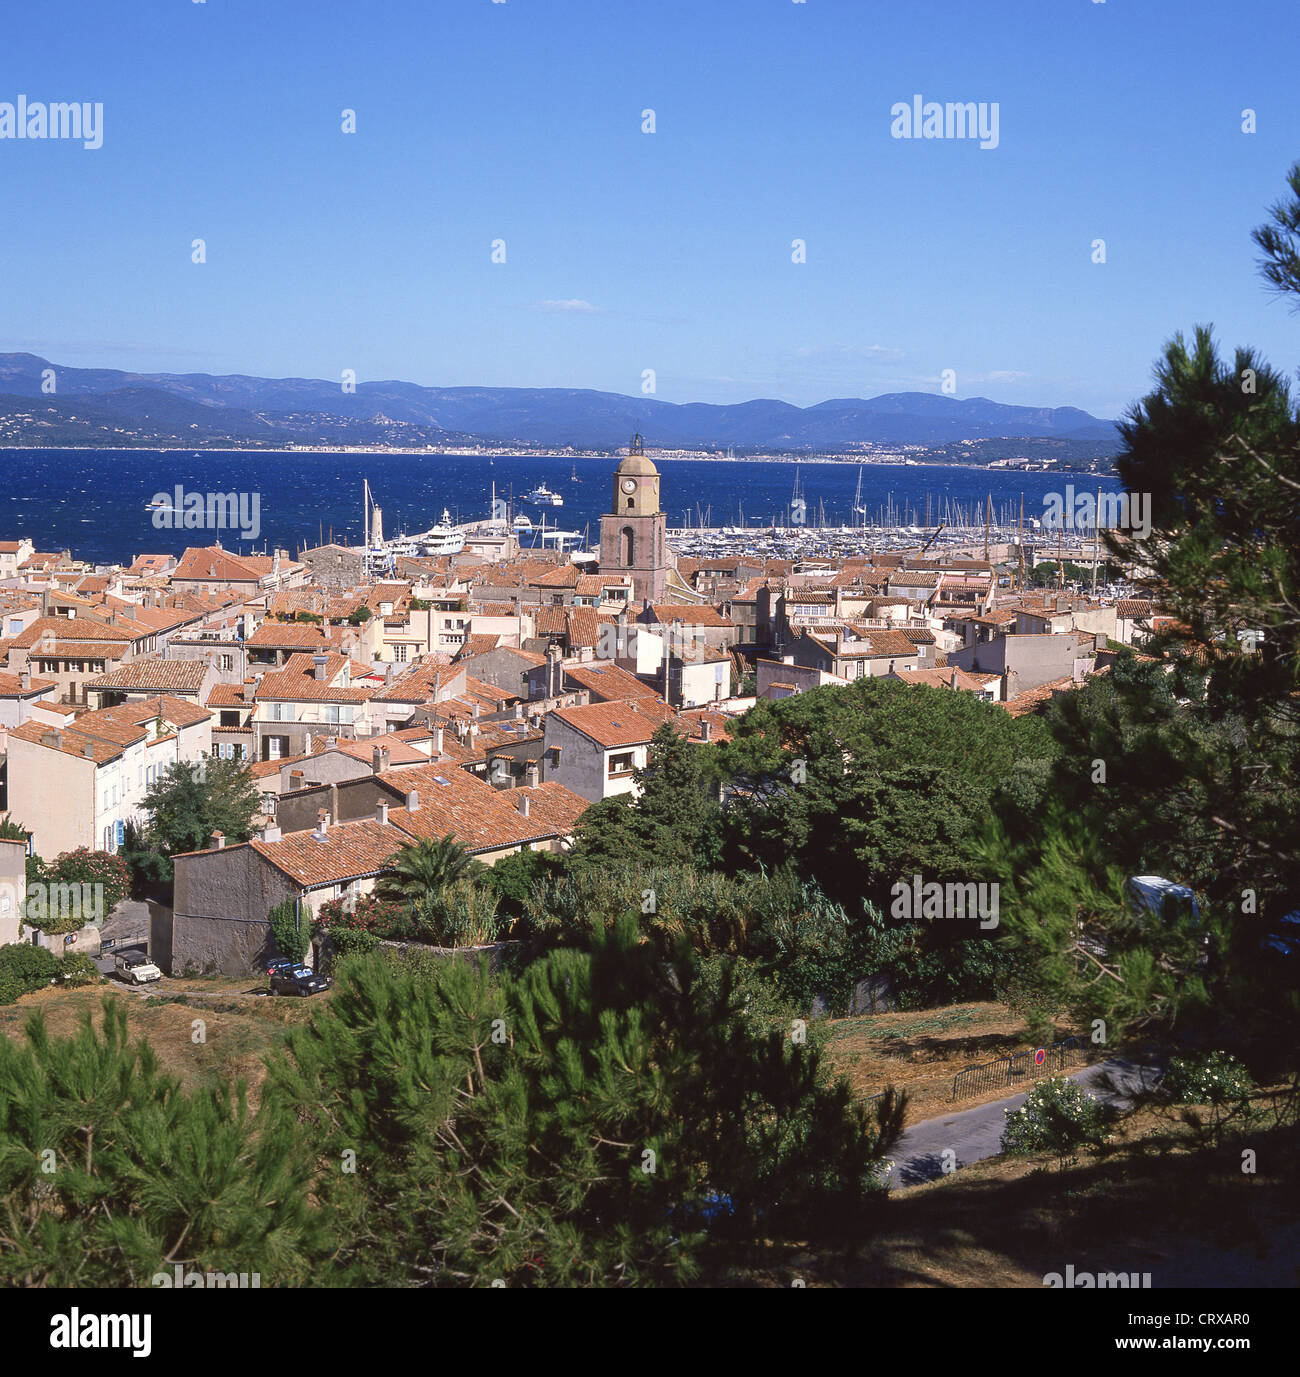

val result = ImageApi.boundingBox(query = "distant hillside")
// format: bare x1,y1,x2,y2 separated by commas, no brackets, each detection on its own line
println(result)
0,353,1120,456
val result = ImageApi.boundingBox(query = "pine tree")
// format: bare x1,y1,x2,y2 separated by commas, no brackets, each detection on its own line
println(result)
0,999,322,1286
267,918,903,1287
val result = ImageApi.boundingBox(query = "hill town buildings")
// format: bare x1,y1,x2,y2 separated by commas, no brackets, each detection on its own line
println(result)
0,441,1160,972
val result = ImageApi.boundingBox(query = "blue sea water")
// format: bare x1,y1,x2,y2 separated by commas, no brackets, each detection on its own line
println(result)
0,449,1125,567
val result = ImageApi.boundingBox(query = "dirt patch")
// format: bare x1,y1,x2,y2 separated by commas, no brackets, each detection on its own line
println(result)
826,1001,1083,1122
0,976,320,1105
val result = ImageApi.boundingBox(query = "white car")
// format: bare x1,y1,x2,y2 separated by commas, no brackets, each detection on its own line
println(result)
115,951,162,985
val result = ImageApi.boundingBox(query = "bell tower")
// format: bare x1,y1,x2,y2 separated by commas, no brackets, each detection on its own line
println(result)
599,434,669,602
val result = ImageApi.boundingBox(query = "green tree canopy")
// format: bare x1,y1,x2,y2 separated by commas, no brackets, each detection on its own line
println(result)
0,1000,323,1285
375,834,479,905
982,164,1300,1054
568,723,723,872
141,755,260,858
267,918,904,1286
713,676,1054,910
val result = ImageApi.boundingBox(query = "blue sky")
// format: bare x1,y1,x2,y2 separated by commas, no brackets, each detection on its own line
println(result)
2,0,1297,418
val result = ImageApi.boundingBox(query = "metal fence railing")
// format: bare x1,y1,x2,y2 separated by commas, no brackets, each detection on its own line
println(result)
950,1036,1089,1102
101,932,148,952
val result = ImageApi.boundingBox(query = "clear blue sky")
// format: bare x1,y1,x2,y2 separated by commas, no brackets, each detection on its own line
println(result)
2,0,1298,419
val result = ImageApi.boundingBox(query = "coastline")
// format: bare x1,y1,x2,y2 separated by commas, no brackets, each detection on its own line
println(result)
0,444,1110,474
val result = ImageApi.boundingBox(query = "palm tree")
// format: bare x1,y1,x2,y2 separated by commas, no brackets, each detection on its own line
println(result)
376,834,476,905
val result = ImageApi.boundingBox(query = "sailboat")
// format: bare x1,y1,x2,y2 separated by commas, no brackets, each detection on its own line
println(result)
570,464,579,482
852,464,867,523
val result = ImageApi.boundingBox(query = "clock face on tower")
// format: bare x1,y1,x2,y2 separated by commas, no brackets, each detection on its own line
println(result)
621,479,637,493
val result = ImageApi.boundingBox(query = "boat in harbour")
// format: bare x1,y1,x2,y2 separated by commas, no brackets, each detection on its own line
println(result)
853,464,867,521
420,509,465,556
525,482,564,507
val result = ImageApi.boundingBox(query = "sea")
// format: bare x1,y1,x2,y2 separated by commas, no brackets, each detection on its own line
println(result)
0,449,1126,568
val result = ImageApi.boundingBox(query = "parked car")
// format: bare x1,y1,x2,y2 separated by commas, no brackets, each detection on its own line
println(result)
115,951,163,985
269,964,332,997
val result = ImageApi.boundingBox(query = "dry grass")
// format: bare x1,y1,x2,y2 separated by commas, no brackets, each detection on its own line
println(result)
0,974,321,1105
825,1001,1083,1121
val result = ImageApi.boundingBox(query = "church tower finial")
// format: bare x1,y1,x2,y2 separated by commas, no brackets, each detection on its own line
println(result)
630,432,644,456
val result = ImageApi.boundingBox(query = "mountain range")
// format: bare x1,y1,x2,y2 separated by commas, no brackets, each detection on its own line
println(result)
0,353,1120,457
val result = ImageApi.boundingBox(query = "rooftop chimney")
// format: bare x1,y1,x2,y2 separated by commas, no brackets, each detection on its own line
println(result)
434,727,444,755
517,794,530,818
324,735,337,750
81,739,95,759
311,654,329,681
700,718,712,742
261,824,282,842
524,760,540,787
951,670,960,690
547,642,563,697
376,801,389,825
210,830,225,849
316,808,329,832
405,788,420,812
19,668,30,691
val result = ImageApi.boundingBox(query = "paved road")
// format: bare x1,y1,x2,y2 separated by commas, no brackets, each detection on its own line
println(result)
885,1058,1161,1189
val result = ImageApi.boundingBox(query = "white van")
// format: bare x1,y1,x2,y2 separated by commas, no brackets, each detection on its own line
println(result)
115,951,162,985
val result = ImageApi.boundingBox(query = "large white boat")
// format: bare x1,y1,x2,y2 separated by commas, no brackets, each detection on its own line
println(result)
420,509,465,556
525,482,564,507
513,513,534,533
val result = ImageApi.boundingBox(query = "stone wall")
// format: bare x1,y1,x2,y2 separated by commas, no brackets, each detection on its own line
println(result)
172,913,275,976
